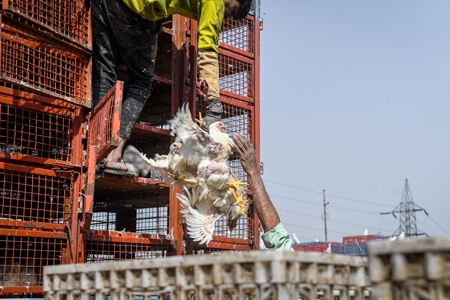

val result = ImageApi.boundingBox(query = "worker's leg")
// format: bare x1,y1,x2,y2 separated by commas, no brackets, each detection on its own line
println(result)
197,51,223,129
92,0,136,174
108,1,159,139
103,0,160,174
91,0,121,107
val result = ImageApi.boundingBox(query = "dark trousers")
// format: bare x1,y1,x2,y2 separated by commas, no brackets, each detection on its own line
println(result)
92,0,160,139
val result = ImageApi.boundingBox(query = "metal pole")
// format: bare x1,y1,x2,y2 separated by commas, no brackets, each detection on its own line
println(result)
323,189,328,242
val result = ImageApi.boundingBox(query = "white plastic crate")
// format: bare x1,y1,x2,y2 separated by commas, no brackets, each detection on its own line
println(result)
366,236,450,300
44,251,369,300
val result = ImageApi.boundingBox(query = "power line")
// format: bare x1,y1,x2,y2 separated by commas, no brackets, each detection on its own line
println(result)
326,192,395,208
428,215,449,234
275,207,322,220
265,179,319,193
328,204,378,214
270,193,380,214
411,185,449,223
327,218,391,233
265,179,395,208
380,213,398,225
282,222,349,236
264,170,404,182
269,193,322,207
275,206,393,233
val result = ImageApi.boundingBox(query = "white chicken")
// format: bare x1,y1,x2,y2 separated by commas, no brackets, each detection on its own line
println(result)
178,180,248,245
143,141,196,186
169,104,245,200
132,104,249,244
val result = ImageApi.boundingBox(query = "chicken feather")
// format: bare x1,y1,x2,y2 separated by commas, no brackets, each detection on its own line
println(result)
178,187,222,245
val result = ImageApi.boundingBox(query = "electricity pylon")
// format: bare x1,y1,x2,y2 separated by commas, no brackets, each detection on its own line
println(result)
381,179,428,238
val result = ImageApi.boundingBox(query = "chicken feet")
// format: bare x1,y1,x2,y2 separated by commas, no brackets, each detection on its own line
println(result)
227,180,248,211
168,172,198,186
229,187,249,216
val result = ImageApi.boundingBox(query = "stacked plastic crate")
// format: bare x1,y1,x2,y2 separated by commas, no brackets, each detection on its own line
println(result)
0,1,90,296
343,235,387,256
293,241,345,254
367,236,450,300
82,6,262,260
81,16,189,262
44,251,370,299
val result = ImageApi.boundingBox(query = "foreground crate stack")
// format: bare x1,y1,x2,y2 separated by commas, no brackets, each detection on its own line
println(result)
367,236,450,300
0,1,91,297
44,251,370,300
43,236,450,300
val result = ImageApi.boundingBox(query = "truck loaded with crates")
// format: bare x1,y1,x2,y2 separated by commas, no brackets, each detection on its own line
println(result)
0,0,261,297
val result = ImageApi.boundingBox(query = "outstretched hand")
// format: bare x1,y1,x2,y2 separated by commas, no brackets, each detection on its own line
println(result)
233,133,259,177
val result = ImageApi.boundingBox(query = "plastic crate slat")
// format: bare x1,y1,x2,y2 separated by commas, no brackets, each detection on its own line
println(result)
2,0,91,49
0,162,74,224
0,15,92,107
88,81,123,163
0,88,82,166
44,251,369,299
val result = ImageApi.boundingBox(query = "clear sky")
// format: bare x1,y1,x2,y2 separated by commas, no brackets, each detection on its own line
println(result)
259,0,450,243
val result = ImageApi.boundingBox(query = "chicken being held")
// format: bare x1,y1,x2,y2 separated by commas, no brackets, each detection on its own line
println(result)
140,141,197,185
177,172,249,244
121,104,249,244
166,141,197,185
169,104,241,197
122,104,242,195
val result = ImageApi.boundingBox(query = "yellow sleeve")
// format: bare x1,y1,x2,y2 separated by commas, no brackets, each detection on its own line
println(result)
197,0,224,52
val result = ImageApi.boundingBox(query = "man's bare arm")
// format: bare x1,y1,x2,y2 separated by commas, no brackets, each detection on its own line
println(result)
233,133,280,231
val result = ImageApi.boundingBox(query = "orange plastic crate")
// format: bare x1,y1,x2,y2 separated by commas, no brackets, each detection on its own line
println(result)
83,230,175,262
2,0,91,49
0,87,83,167
0,229,68,295
0,162,75,227
0,14,92,107
88,82,123,163
218,50,254,100
220,16,255,55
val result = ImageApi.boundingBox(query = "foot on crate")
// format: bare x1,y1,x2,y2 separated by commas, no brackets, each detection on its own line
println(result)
104,160,139,177
122,145,153,178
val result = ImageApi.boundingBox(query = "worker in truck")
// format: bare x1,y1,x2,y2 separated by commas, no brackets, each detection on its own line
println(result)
92,0,252,176
233,133,294,251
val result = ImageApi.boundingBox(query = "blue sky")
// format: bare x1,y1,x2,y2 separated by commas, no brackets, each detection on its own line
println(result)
259,1,450,243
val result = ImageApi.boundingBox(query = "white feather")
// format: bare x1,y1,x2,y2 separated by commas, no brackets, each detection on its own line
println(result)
177,188,223,245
